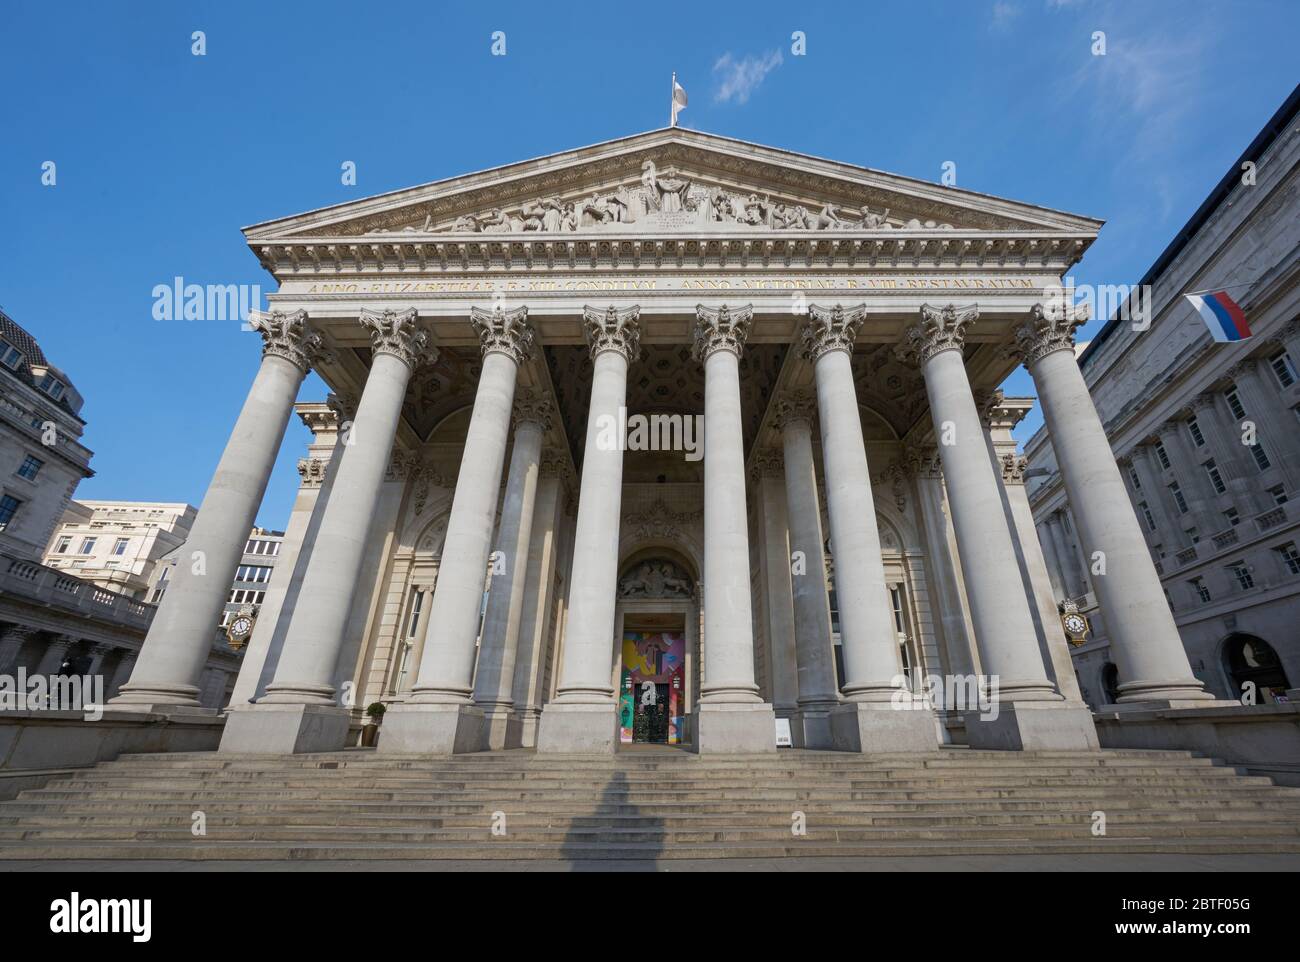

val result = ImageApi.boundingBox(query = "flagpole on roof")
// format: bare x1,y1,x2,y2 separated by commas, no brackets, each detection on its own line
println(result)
671,72,677,127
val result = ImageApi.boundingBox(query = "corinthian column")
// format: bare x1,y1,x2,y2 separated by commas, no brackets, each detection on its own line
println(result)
537,305,640,754
691,304,775,753
772,392,839,748
381,305,536,754
113,310,324,712
221,308,433,753
804,304,938,752
472,392,551,749
899,305,1096,749
1014,304,1217,708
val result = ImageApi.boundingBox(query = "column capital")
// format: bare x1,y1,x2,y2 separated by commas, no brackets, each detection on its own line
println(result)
1225,357,1257,380
693,303,753,361
326,391,357,424
512,390,554,432
297,457,329,488
582,305,642,364
974,388,1007,428
1190,392,1219,413
772,391,817,431
1001,453,1028,486
749,447,785,483
360,307,437,370
1011,303,1088,366
801,303,865,363
899,303,979,366
901,441,943,478
250,309,328,373
471,305,536,364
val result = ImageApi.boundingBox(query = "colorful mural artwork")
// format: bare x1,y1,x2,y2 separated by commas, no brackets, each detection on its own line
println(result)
619,631,686,744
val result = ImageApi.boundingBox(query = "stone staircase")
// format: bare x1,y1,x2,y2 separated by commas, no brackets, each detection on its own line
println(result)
1,747,1299,861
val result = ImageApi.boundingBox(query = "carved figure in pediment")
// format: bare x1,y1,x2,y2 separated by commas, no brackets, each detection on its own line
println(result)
856,206,890,229
581,193,611,226
641,161,692,214
618,559,695,599
451,213,481,232
516,200,546,231
540,197,565,232
480,208,512,233
813,203,851,229
706,187,739,223
771,203,802,229
562,202,578,231
742,194,771,226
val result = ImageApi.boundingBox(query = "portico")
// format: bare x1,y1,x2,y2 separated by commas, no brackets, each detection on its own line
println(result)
112,127,1208,756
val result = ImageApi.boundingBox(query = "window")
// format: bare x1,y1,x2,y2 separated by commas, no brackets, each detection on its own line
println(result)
1155,441,1171,470
234,564,272,584
0,336,23,370
111,537,129,556
1276,543,1300,576
1269,350,1298,389
1269,485,1288,506
15,455,43,480
407,588,425,638
1250,442,1272,472
54,535,71,553
1225,388,1247,420
1188,418,1206,447
1190,577,1212,604
1170,482,1188,514
1224,508,1240,527
1227,562,1254,591
1188,527,1200,544
1139,502,1157,531
37,372,65,401
1128,467,1142,490
1204,460,1226,494
79,537,97,554
0,495,21,531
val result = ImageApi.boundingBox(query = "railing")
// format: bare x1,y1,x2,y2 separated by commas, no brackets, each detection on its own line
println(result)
1176,547,1198,567
1212,528,1239,550
0,552,157,631
1255,507,1287,532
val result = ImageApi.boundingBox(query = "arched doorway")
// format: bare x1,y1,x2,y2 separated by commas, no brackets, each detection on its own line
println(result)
613,552,698,746
1221,633,1291,704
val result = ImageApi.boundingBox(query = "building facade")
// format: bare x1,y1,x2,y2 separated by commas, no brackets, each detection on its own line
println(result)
43,500,196,599
110,128,1226,755
1026,90,1300,710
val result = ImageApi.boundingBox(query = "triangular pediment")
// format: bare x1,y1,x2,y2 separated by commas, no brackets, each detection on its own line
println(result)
243,128,1101,243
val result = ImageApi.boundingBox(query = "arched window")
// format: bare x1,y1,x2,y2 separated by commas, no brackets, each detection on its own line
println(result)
1222,634,1291,705
1100,662,1121,705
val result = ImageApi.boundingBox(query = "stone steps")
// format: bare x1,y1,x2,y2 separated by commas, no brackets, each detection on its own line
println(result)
2,748,1297,860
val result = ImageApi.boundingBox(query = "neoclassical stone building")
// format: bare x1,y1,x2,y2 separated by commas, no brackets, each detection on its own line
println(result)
108,128,1224,755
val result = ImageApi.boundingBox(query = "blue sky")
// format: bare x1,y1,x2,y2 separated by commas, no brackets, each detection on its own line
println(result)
2,0,1296,529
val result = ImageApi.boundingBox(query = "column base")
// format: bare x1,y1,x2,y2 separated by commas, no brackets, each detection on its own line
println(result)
109,683,209,715
693,701,777,754
219,703,351,754
536,701,618,754
793,705,836,750
964,701,1099,751
479,706,515,751
511,708,542,748
831,701,941,753
377,703,483,754
1109,697,1243,712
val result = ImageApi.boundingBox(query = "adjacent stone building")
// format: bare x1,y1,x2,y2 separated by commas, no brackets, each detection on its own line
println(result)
43,500,196,599
1026,88,1300,709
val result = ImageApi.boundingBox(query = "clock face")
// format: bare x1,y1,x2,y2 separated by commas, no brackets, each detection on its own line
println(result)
229,617,253,638
1063,614,1087,635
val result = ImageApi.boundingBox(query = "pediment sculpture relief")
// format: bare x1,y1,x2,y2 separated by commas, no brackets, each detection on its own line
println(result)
368,158,954,235
618,558,696,599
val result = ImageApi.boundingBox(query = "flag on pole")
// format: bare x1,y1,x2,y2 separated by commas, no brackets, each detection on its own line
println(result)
671,73,687,126
1185,290,1252,342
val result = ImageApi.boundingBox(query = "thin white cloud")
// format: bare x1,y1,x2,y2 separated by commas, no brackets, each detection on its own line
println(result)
713,49,783,105
992,2,1021,30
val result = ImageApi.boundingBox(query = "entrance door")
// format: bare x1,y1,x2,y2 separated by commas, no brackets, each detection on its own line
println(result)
618,629,685,744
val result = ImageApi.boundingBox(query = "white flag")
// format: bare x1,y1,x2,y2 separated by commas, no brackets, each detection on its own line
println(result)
671,78,688,126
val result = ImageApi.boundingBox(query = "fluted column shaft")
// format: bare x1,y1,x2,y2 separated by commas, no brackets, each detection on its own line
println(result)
804,309,900,702
774,396,839,710
903,305,1057,701
696,305,760,703
1015,305,1211,705
113,311,322,708
549,307,640,703
263,309,432,705
472,402,548,713
410,307,535,704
